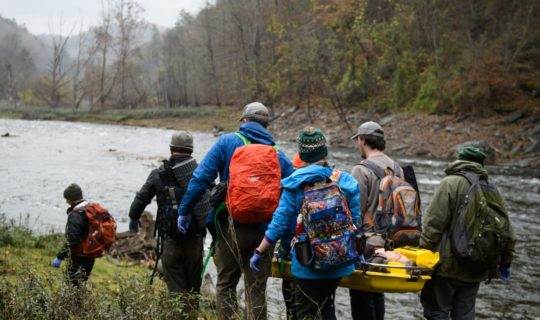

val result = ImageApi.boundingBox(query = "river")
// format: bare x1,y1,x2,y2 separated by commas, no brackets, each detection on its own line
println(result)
0,119,538,319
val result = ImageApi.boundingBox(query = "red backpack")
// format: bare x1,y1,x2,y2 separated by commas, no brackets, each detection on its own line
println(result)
226,132,282,224
76,203,117,258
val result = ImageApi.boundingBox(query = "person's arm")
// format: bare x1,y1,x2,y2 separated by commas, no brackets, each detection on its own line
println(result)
179,139,225,216
419,178,454,250
277,150,294,179
57,211,87,259
129,171,158,221
498,191,516,268
257,190,297,253
339,172,361,225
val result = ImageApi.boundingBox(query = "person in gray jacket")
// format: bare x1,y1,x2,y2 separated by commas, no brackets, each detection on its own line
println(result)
349,121,403,320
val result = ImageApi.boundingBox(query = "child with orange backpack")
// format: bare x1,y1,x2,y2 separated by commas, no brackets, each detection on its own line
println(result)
52,183,116,286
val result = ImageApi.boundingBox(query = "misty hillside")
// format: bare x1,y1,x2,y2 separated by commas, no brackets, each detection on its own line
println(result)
0,15,50,73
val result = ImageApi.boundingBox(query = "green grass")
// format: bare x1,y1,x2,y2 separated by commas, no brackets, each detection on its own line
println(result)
0,214,219,319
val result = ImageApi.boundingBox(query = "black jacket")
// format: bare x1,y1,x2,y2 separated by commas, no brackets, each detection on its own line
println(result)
57,200,89,260
129,155,209,237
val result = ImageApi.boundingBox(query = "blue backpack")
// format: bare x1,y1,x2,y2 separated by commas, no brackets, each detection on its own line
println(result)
299,170,357,270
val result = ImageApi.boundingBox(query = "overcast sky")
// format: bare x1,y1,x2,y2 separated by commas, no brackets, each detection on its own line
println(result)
0,0,207,35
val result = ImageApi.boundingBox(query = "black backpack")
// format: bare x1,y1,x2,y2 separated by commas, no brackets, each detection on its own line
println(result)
156,158,210,239
450,171,512,274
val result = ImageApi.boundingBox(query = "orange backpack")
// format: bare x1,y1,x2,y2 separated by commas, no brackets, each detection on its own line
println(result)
361,160,421,247
77,203,117,258
226,132,282,224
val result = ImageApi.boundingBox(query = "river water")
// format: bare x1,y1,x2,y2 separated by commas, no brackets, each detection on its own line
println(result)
0,119,538,319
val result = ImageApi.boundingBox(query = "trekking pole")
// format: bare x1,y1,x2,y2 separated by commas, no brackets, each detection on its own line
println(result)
150,232,164,285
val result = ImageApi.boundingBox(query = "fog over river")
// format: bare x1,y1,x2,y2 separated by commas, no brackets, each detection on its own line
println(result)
1,119,538,319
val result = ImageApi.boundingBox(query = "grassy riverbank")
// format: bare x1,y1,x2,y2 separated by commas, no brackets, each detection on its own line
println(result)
0,105,240,133
0,214,217,320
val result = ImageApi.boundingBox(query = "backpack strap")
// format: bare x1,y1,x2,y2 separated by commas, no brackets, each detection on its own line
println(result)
360,159,385,179
453,171,481,186
393,162,403,179
234,132,251,145
235,131,279,152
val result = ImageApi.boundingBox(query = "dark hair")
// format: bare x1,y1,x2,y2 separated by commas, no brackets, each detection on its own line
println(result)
361,134,386,151
170,146,193,154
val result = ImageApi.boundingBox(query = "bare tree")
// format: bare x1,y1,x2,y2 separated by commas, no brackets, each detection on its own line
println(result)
94,1,116,110
113,0,146,108
72,22,98,109
34,20,73,108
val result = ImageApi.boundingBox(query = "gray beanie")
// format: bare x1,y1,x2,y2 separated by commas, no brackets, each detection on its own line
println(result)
170,131,193,153
63,183,83,201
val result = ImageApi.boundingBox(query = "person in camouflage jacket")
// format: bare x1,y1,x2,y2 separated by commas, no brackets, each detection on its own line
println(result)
419,147,516,320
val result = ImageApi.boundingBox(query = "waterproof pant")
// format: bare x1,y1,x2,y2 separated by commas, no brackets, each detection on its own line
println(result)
420,275,480,320
349,290,385,320
283,278,297,320
161,236,204,319
294,277,341,320
67,255,95,287
215,222,273,320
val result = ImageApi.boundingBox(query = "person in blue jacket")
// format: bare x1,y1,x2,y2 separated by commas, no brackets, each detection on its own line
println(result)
250,127,361,320
177,102,293,320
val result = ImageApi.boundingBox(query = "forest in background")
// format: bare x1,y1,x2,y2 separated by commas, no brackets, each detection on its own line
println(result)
0,0,539,124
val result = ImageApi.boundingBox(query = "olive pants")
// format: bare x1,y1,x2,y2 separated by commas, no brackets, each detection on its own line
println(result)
420,275,480,320
161,236,204,319
215,222,273,320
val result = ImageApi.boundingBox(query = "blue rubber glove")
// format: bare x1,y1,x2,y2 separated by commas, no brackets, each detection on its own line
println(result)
177,215,191,235
499,267,511,283
52,257,62,268
250,249,264,272
129,219,140,233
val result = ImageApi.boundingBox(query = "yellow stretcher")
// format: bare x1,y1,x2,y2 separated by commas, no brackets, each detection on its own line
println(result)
271,247,439,293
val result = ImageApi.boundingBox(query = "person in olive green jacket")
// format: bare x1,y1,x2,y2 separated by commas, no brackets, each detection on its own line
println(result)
419,147,516,320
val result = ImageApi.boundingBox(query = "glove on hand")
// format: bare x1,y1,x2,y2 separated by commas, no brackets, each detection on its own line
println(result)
52,257,62,268
249,249,264,272
499,267,511,283
177,215,191,235
129,219,141,233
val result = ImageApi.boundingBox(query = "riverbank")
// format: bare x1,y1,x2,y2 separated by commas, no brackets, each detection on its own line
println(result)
0,214,216,319
1,105,538,167
269,106,540,168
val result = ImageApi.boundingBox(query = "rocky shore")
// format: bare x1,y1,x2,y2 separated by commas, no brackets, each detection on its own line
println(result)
269,106,540,168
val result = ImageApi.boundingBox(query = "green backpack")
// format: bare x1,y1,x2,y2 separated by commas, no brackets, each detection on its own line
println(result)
451,171,511,274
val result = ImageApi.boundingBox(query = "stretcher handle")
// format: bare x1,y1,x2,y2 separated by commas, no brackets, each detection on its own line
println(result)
359,262,434,274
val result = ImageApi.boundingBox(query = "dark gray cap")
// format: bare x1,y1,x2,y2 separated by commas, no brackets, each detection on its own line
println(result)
170,131,193,153
63,183,83,201
350,121,384,140
239,102,270,126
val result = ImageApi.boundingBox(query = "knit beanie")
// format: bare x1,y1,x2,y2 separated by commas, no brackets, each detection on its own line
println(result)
458,147,487,165
63,183,83,201
297,127,328,163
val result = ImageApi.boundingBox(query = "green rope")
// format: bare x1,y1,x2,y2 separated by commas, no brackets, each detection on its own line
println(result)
200,203,227,279
200,243,215,279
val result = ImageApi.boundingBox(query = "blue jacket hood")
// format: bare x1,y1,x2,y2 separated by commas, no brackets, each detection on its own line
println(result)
282,164,333,190
238,121,275,145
